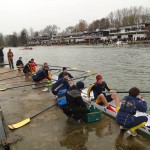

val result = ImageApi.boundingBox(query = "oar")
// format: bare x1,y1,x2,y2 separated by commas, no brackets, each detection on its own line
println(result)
68,69,91,73
0,75,25,81
73,73,97,80
0,69,17,74
115,91,150,94
0,80,28,86
0,82,47,91
8,103,57,129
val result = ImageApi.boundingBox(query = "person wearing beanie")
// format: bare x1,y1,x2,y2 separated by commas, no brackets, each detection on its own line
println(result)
62,81,89,123
87,74,119,112
58,67,73,79
116,87,148,136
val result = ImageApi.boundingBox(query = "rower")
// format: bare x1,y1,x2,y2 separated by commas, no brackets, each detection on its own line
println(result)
61,81,89,123
58,67,73,79
87,74,119,112
116,87,148,136
29,58,37,73
23,61,32,77
52,73,70,96
32,66,51,89
16,57,24,71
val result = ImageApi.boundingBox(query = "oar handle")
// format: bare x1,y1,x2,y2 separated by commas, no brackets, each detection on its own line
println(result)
30,104,57,119
0,75,24,81
105,91,150,94
116,91,150,93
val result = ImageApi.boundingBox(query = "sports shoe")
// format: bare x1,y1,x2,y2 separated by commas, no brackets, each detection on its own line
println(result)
127,130,137,136
42,88,49,92
120,126,126,130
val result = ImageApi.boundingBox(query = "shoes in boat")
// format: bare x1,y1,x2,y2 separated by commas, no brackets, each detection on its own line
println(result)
127,130,137,136
42,88,49,92
120,126,127,130
107,105,116,112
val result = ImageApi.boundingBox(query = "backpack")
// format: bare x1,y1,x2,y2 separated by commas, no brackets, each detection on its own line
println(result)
57,96,68,108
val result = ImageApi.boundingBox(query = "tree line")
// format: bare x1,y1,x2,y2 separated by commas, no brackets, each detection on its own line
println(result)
0,6,150,47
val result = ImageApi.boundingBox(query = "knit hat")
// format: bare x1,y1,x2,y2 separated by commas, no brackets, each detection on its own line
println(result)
96,74,102,81
76,81,84,89
63,67,67,71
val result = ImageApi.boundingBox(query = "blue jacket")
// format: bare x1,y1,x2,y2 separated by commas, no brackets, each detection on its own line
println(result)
116,95,147,128
52,78,70,92
32,69,49,81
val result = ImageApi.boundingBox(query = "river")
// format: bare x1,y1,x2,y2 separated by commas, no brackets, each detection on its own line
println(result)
3,44,150,150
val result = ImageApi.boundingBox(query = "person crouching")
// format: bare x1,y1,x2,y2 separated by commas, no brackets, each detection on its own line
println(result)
32,66,51,89
62,81,89,123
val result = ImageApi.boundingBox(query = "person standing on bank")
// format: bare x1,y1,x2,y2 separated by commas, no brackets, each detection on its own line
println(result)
7,49,14,69
0,47,4,63
116,87,148,136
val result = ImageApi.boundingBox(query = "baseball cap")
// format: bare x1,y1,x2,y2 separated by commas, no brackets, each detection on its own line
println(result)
96,74,102,81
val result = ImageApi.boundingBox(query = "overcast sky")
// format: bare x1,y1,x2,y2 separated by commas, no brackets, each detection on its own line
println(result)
0,0,150,35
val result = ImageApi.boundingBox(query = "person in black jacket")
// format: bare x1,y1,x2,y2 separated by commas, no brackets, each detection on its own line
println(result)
58,67,73,79
62,81,89,123
16,57,24,71
0,47,4,63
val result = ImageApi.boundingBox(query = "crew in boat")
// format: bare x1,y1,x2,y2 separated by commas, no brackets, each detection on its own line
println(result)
87,74,119,112
116,87,148,136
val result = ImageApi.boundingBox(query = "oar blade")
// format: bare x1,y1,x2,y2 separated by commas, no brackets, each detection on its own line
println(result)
0,88,7,91
8,118,30,129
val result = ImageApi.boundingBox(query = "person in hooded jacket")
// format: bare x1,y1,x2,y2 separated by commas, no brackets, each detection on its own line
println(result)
116,87,148,136
32,66,51,83
62,81,89,123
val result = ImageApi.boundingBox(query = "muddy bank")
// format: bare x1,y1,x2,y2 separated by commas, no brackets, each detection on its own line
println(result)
0,68,150,150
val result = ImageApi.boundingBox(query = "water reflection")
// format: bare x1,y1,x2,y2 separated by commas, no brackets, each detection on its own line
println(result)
115,131,145,150
60,125,88,150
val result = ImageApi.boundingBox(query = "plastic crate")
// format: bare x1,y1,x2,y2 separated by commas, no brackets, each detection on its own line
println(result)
84,105,101,122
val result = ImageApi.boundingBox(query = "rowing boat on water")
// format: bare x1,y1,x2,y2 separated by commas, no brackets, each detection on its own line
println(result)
81,88,150,136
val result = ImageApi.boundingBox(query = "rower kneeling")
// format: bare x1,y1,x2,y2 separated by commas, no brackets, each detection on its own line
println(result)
116,87,148,136
59,81,89,123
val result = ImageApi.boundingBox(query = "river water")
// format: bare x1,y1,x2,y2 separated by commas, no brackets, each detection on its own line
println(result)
3,44,150,150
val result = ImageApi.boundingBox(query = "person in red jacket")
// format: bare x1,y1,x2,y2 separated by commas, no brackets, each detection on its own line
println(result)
29,58,37,73
7,49,14,69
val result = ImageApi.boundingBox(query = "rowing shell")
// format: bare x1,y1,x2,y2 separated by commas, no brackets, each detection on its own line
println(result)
81,88,150,136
